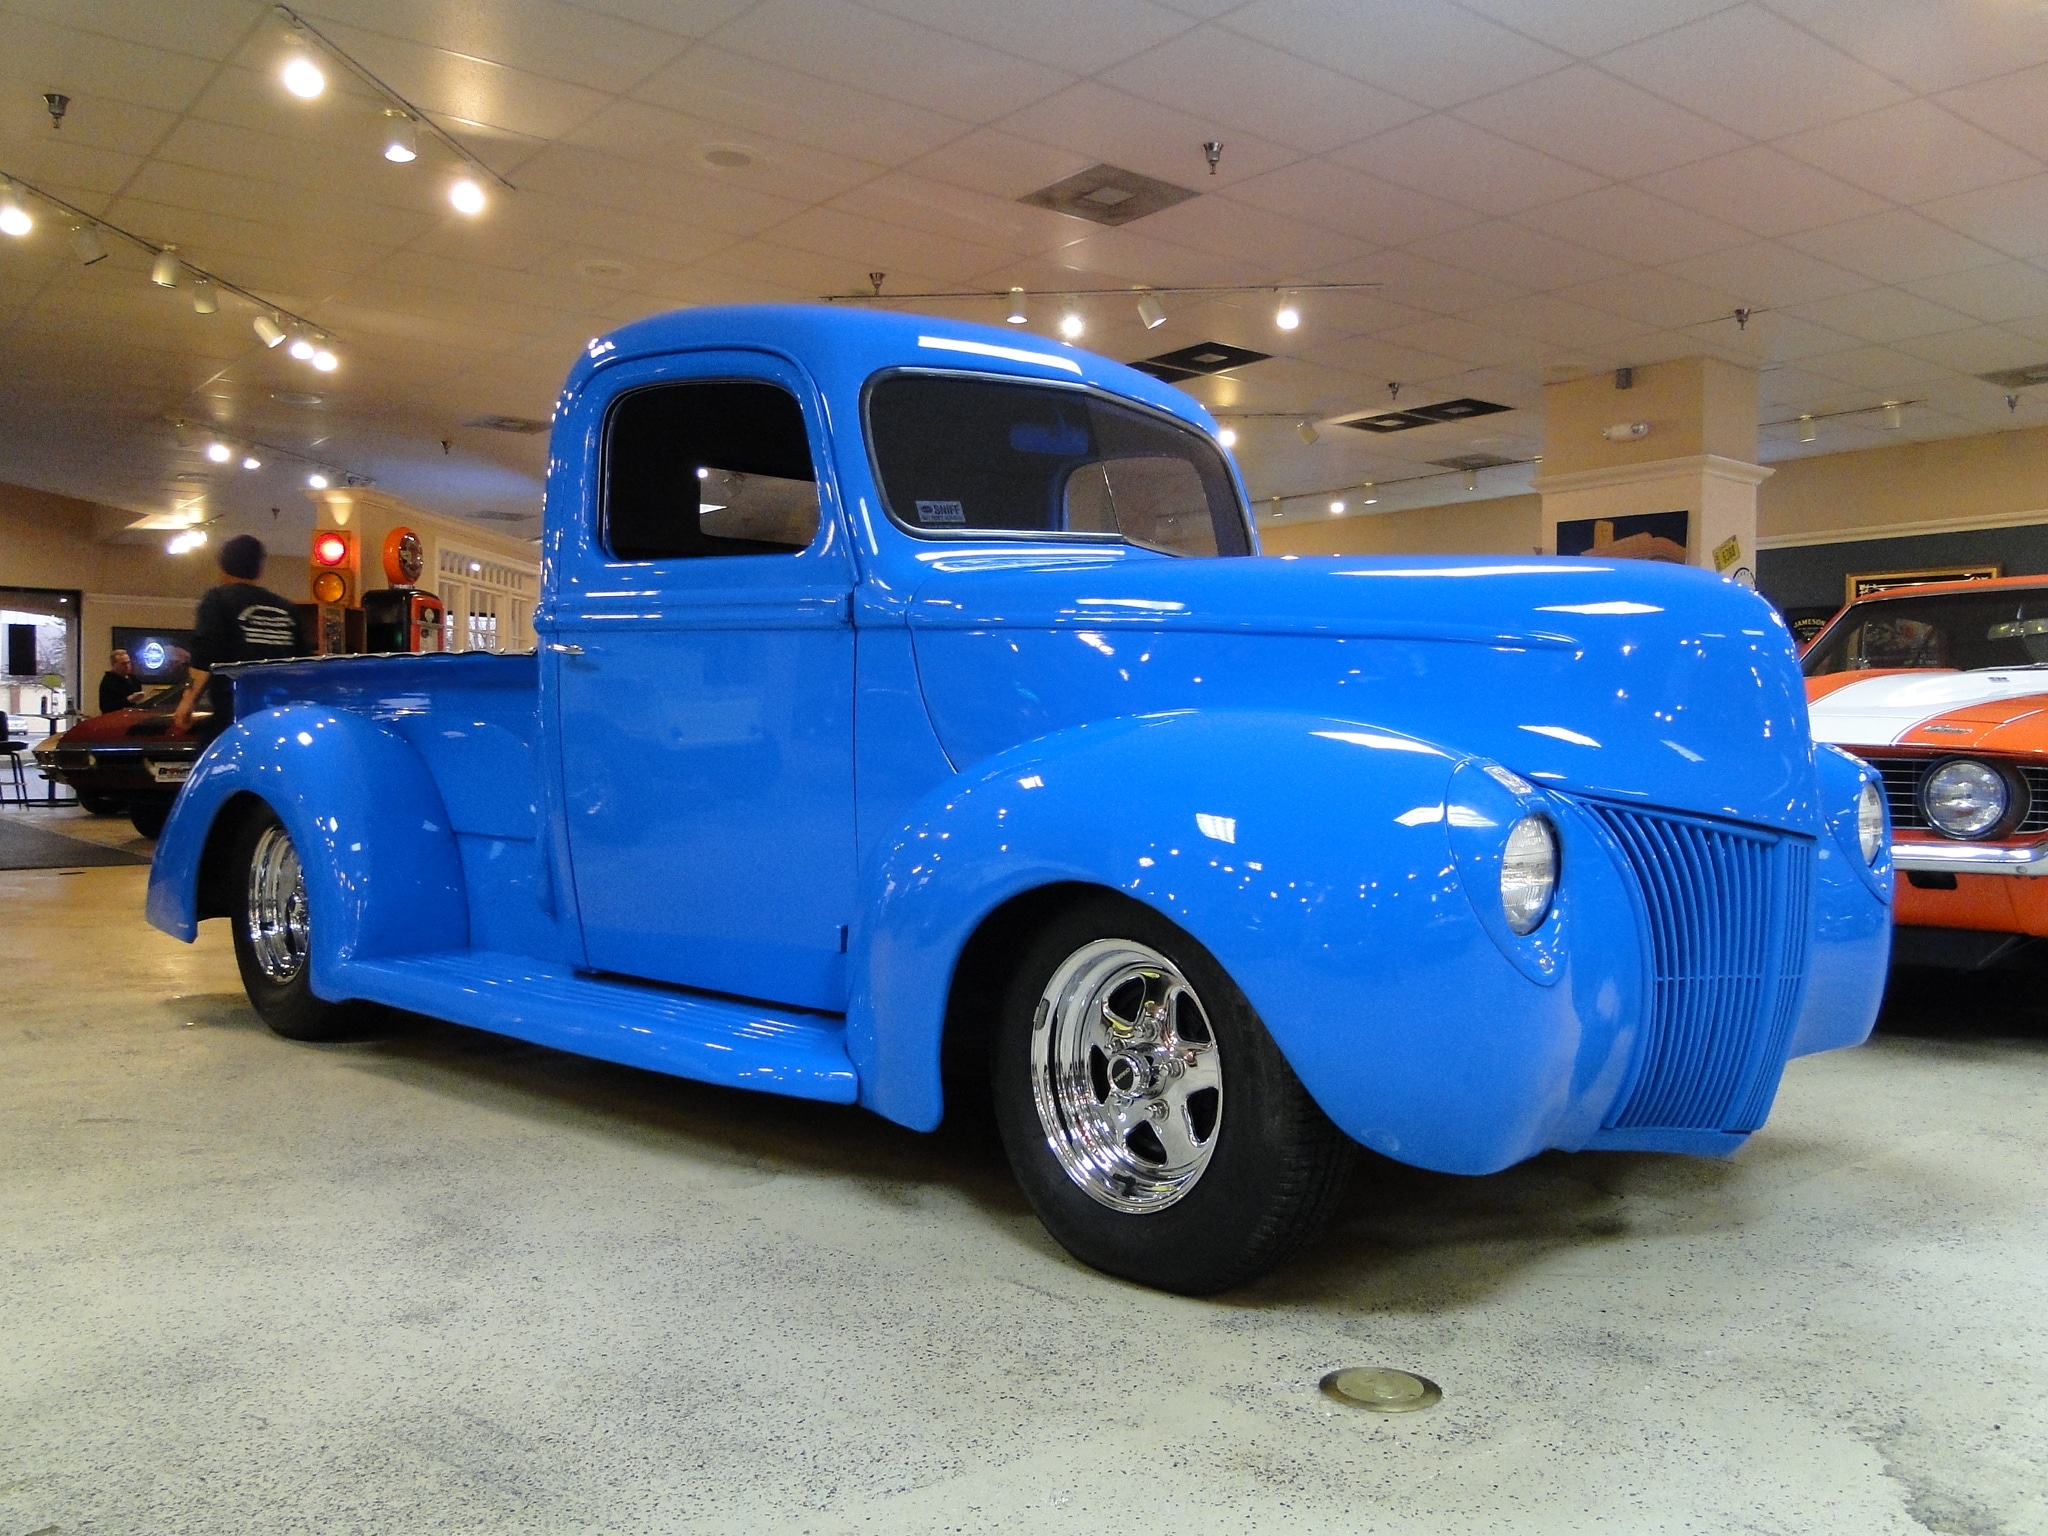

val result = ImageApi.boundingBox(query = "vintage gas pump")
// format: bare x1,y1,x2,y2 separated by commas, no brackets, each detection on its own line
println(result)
362,527,446,652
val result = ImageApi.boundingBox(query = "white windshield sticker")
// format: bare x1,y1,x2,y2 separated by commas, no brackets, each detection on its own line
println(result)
916,499,966,525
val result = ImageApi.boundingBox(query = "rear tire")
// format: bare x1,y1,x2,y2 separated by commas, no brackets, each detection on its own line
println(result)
991,895,1355,1295
77,792,124,816
230,805,378,1042
128,799,170,839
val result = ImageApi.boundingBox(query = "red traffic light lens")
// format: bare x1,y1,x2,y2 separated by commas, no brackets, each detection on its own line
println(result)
313,533,349,567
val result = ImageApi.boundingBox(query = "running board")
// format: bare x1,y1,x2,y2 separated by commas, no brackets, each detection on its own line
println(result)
332,951,858,1103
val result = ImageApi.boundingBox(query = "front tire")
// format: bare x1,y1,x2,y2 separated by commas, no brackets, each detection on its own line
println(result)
128,798,170,839
992,895,1355,1294
230,806,375,1042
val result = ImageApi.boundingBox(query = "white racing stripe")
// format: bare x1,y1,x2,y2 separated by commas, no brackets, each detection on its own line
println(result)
1809,669,2048,745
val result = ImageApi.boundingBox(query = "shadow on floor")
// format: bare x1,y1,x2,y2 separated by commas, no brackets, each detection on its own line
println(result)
1876,964,2048,1043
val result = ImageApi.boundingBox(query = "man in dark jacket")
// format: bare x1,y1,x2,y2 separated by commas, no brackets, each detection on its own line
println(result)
97,649,144,714
171,536,301,733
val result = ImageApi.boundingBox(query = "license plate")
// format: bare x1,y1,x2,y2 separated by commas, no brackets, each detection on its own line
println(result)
148,761,191,784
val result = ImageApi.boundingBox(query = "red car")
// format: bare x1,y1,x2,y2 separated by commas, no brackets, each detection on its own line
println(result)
35,685,208,838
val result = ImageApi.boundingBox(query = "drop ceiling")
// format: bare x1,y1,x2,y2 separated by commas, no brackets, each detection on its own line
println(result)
6,0,2048,541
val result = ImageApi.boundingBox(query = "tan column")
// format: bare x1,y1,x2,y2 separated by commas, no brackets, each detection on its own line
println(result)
1530,357,1769,583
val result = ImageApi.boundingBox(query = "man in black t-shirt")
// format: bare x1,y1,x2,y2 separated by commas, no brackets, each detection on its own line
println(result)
171,536,302,733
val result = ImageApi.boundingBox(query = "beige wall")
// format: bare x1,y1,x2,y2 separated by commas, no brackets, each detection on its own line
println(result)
1540,357,1758,477
1,480,216,709
1260,494,1542,557
1758,423,2048,543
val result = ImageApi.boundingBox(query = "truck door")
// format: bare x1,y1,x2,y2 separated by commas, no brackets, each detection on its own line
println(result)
546,353,856,1012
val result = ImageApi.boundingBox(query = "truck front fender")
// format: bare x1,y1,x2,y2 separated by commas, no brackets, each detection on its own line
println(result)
847,708,1630,1163
146,706,468,994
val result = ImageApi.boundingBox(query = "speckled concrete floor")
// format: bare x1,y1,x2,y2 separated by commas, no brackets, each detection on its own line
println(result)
3,827,2045,1535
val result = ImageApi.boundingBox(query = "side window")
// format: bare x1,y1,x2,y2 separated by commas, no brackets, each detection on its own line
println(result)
604,380,820,560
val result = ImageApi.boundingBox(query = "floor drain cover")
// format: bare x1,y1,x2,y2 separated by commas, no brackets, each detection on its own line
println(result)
1320,1367,1442,1413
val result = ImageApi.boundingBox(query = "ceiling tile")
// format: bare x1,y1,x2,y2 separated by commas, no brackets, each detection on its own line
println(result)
1127,193,1378,269
1783,288,1977,344
1554,270,1744,330
1787,208,2008,284
564,99,885,205
293,0,694,92
992,81,1301,191
1221,160,1482,246
1635,146,1888,239
1661,240,1873,307
300,20,615,141
1220,0,1568,110
855,0,1197,73
1803,344,1954,393
1370,315,1550,368
1919,175,2048,261
1777,101,2041,206
556,0,757,37
1463,294,1644,349
1329,115,1603,217
712,0,1074,123
1021,230,1269,288
1450,0,1745,58
632,47,968,165
1761,0,2048,93
1290,331,1471,386
1515,185,1747,266
1313,248,1532,314
899,129,1097,202
1892,324,2046,374
1902,262,2048,325
753,205,1016,285
1403,220,1633,288
1598,6,1909,140
0,138,148,202
0,13,224,114
1680,308,1855,362
511,146,809,237
828,172,1080,254
1454,65,1747,181
1098,27,1424,155
1938,64,2048,162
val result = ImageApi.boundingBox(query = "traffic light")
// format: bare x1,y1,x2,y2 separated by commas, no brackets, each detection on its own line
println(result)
308,527,359,654
309,528,358,607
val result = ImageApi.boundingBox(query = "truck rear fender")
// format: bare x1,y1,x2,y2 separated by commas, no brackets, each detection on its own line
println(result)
847,708,1632,1172
145,706,468,991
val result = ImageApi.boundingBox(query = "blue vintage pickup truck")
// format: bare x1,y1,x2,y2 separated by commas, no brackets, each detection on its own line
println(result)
148,305,1892,1293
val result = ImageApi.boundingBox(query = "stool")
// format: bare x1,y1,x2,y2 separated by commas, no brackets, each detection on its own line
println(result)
0,736,27,806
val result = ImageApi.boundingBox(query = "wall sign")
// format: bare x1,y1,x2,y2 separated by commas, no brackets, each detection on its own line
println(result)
1557,510,1689,563
1844,565,2000,604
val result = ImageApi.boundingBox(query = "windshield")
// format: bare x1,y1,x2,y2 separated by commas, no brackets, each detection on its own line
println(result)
865,373,1250,558
1804,588,2048,676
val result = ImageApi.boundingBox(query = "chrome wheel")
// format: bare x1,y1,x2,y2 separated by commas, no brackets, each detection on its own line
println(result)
246,824,309,984
1030,938,1223,1213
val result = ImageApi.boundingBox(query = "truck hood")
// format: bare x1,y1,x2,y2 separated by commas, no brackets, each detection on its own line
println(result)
907,550,1819,832
1807,668,2048,751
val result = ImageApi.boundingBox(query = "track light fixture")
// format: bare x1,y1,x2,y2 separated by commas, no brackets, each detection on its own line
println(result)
1461,469,1479,491
1798,416,1817,443
70,222,107,264
206,442,232,464
0,181,32,238
1216,426,1237,448
241,455,262,470
1329,499,1345,514
1005,287,1027,325
307,473,329,489
382,110,417,163
288,335,316,361
1296,421,1319,445
1362,486,1377,505
1136,293,1167,330
1275,293,1300,331
282,53,326,99
1058,308,1085,340
192,280,218,315
1882,402,1903,430
311,349,338,372
449,177,486,215
253,314,287,347
151,244,182,288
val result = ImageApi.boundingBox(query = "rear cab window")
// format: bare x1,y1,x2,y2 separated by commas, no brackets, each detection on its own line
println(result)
1804,588,2048,675
604,380,820,560
864,372,1250,558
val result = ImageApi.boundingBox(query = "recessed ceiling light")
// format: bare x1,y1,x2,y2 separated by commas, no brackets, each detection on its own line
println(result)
307,473,329,489
699,145,755,169
1059,310,1085,340
1216,426,1237,447
288,337,316,361
311,350,338,372
206,442,231,463
271,391,323,407
576,258,633,280
0,182,32,238
449,178,486,215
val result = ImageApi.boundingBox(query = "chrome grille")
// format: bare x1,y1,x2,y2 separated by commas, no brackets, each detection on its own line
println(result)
1588,805,1814,1133
1864,755,2048,834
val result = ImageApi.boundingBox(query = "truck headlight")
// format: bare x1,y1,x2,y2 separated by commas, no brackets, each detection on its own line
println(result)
1501,815,1557,935
1857,779,1884,864
1922,759,2006,839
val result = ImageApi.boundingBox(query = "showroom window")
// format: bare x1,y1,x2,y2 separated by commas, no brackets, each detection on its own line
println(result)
603,380,820,560
865,372,1250,558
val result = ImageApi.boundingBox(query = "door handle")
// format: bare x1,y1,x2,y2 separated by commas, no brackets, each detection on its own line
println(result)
546,642,585,655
